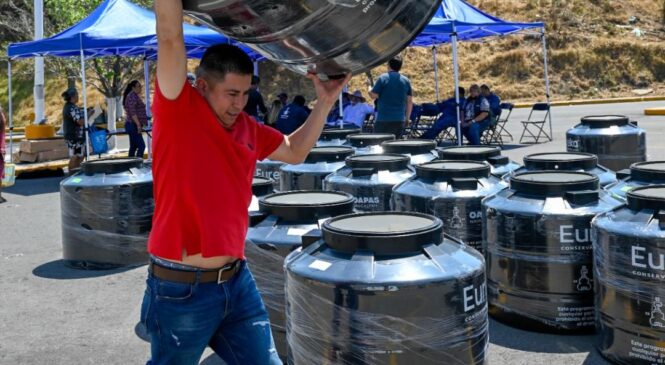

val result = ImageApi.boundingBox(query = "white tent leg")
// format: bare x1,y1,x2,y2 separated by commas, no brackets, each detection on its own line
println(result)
339,84,348,129
80,47,90,159
452,28,462,146
144,58,152,159
7,61,13,161
433,46,440,102
541,30,553,140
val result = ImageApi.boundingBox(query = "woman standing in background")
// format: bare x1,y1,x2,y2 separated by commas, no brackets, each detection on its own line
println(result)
122,80,147,158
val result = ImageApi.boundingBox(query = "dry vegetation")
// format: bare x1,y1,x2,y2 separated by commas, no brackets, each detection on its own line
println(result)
3,0,664,127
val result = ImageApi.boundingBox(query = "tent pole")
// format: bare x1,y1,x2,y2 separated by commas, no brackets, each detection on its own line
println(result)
80,46,90,160
143,57,152,159
451,27,462,146
7,60,14,161
339,84,348,129
541,29,553,140
432,46,440,102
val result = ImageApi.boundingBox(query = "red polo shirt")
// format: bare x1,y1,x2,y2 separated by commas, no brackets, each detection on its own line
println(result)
148,80,284,260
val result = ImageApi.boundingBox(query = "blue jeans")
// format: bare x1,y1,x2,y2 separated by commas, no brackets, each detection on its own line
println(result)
462,119,491,145
420,115,457,140
140,260,282,365
126,121,146,158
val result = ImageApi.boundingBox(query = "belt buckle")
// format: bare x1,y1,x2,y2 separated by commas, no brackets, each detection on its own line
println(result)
216,261,236,284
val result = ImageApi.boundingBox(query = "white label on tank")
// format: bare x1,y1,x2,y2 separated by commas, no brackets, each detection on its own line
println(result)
377,170,391,180
287,228,309,236
309,260,332,271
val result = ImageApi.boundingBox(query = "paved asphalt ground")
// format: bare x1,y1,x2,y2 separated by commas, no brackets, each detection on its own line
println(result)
1,100,664,364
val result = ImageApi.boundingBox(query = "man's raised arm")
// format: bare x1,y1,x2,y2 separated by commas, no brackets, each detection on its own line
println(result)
155,0,187,100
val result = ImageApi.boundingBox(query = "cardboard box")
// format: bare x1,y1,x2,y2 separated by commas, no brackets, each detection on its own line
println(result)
20,139,66,153
36,148,69,162
18,151,39,163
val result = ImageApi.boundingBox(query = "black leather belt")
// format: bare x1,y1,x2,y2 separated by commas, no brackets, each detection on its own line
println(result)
149,260,242,284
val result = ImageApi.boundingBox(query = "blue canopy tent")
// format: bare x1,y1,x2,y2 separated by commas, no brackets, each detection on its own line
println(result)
6,0,260,158
410,0,549,144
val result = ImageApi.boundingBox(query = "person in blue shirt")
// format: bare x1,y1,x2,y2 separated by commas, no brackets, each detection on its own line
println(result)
481,84,501,123
341,90,374,128
276,95,310,134
461,84,491,145
369,56,413,137
420,87,466,140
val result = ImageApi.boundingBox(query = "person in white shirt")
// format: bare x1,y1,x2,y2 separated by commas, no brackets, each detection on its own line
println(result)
342,90,374,127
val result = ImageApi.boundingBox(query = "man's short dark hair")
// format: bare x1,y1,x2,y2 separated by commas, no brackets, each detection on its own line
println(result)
293,95,306,106
480,84,490,91
388,56,403,72
197,44,254,83
251,75,260,86
457,87,465,98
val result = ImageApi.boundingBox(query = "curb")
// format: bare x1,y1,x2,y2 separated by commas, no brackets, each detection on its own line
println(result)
645,107,665,116
513,95,665,109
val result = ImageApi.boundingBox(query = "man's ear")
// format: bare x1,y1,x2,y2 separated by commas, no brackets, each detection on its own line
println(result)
195,78,207,93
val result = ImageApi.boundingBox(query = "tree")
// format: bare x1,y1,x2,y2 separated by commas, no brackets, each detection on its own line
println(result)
43,0,153,97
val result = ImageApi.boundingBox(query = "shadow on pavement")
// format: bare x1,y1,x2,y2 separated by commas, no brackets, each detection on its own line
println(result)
6,175,64,196
32,259,142,279
582,348,612,365
200,354,226,365
489,319,596,354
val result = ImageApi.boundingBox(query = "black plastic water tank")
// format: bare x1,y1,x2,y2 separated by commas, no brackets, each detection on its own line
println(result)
316,127,361,147
285,212,488,364
256,159,286,191
249,176,275,225
593,185,665,365
437,145,520,178
324,153,414,211
280,146,354,191
566,115,646,171
483,171,622,332
507,152,617,187
346,133,395,155
246,191,355,358
393,160,506,253
60,158,153,269
380,139,437,165
182,0,441,78
605,161,665,202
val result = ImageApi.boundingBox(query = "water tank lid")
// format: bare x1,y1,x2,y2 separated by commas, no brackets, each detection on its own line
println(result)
630,161,665,182
415,160,490,180
259,191,354,221
305,146,354,163
81,158,143,175
510,171,599,195
381,139,436,155
347,133,395,147
251,176,274,197
524,152,597,171
322,212,443,255
436,146,501,162
345,153,410,172
319,128,361,141
627,185,665,211
580,115,629,128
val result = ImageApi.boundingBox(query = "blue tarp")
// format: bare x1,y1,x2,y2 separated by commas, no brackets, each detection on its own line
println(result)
7,0,259,60
412,0,544,46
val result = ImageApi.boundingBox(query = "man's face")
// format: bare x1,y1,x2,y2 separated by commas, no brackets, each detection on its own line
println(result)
470,89,480,98
350,96,359,105
279,95,287,104
196,72,252,127
481,88,490,97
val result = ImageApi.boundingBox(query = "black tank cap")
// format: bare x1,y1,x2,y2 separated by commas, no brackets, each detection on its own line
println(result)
251,176,274,197
347,133,395,147
345,153,410,172
630,161,665,182
305,146,354,163
580,115,629,128
524,152,597,171
626,185,665,211
510,171,599,196
487,155,509,166
259,191,354,222
322,212,443,256
381,139,436,155
81,158,143,175
436,146,501,161
415,160,490,180
319,128,361,141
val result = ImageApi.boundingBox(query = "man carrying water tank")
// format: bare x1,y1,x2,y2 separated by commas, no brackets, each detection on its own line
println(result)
142,1,350,364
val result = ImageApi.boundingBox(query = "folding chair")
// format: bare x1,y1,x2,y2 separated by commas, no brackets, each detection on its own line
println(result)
362,113,375,133
519,102,552,144
482,102,514,146
407,103,439,139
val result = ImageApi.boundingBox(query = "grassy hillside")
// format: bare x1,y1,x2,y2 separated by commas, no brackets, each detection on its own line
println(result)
2,0,664,127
